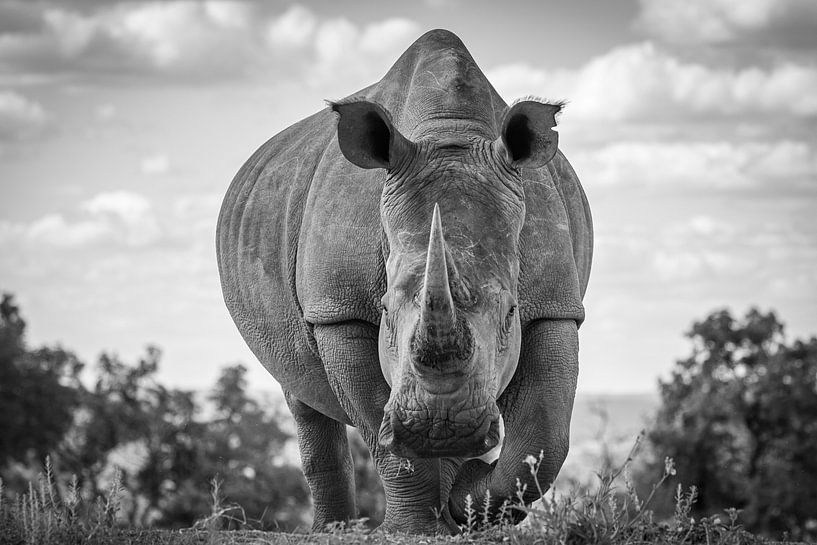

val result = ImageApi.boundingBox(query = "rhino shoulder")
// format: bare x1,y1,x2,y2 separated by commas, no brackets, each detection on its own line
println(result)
518,151,593,326
295,142,387,327
218,109,335,316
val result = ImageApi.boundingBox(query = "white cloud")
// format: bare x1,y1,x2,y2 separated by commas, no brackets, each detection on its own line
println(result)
140,154,170,176
681,216,735,238
635,0,817,47
0,191,162,248
82,191,152,224
313,18,358,66
173,193,222,217
571,140,817,188
203,0,252,29
487,42,817,121
423,0,460,7
266,5,316,49
652,250,736,281
95,103,116,121
309,16,420,84
81,191,162,246
0,2,421,85
359,19,421,55
0,90,47,139
0,2,269,78
25,213,110,247
170,193,222,239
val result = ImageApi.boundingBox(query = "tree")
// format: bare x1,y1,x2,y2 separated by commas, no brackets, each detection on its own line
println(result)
58,347,164,500
0,292,312,530
0,294,83,467
643,308,817,540
156,364,309,530
203,364,309,529
62,357,311,530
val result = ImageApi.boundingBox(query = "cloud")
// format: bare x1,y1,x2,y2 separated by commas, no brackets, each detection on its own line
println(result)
95,103,116,121
0,1,275,78
140,154,170,176
635,0,817,48
0,2,421,85
266,5,317,49
671,215,736,239
308,17,421,84
487,42,817,121
359,19,421,56
0,90,47,139
423,0,461,7
169,193,222,241
24,213,111,247
570,140,817,188
652,249,737,281
80,191,162,246
0,191,161,248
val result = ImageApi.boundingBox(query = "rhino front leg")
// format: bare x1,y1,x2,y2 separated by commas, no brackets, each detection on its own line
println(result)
448,319,578,523
285,391,356,530
314,322,460,534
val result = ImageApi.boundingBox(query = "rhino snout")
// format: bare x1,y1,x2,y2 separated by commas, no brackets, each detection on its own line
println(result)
377,403,501,459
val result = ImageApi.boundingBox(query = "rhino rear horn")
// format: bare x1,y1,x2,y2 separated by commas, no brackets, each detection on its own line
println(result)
419,204,457,332
330,99,415,170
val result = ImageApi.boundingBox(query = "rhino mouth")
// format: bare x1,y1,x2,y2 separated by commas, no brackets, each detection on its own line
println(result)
378,401,502,458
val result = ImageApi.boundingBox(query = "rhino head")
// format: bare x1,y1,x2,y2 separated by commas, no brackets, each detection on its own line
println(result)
331,98,561,458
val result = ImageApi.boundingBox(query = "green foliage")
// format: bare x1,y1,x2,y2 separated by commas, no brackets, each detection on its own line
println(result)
0,292,310,532
643,307,817,540
0,294,84,465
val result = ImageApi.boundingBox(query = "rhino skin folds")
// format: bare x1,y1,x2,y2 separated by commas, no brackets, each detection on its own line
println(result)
217,29,592,534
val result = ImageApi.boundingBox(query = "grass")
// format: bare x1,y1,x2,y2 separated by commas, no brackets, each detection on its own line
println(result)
0,444,785,545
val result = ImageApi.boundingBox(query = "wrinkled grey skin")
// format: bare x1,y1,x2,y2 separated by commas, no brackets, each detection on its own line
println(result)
217,29,592,534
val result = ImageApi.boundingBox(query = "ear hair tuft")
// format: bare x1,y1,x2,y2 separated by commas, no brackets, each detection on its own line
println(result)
505,97,567,125
326,97,394,120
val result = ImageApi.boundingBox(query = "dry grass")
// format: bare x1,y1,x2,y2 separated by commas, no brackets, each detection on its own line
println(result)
0,444,782,545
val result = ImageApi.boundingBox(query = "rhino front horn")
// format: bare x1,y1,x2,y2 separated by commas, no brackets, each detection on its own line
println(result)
419,204,457,334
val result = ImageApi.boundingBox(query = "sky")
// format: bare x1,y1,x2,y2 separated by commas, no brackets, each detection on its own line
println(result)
1,0,815,395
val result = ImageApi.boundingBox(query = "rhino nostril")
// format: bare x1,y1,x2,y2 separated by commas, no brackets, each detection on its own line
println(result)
411,317,474,370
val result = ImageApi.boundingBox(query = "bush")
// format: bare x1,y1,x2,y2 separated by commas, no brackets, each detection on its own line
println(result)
640,308,817,541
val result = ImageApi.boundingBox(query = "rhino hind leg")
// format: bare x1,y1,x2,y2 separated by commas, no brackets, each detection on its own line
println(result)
285,391,357,530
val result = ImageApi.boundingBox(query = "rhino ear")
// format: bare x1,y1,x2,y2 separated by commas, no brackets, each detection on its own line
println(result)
497,99,562,169
330,99,414,170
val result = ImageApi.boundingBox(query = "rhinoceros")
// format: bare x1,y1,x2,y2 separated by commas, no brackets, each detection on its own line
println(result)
217,29,592,533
